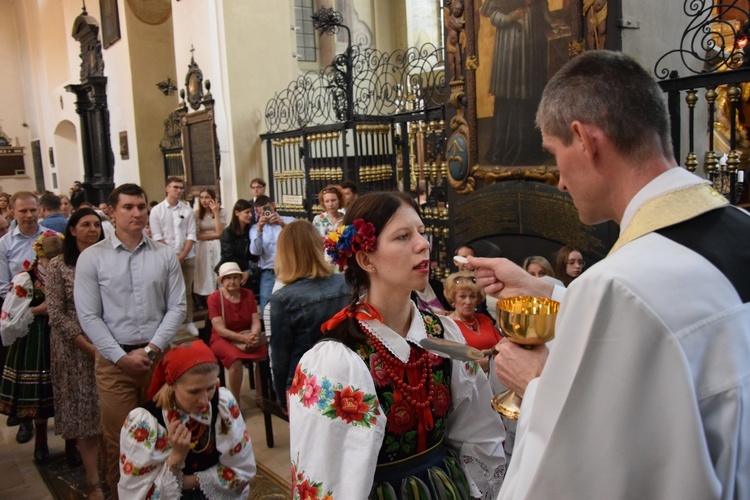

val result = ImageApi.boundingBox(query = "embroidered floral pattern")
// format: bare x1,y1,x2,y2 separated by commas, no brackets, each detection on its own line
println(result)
120,454,158,477
291,456,335,500
369,352,389,387
126,421,157,449
216,464,248,492
464,361,480,376
291,366,380,428
14,285,27,298
229,403,240,419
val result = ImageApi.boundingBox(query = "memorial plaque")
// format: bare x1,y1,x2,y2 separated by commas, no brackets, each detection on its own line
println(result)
186,120,216,186
452,181,617,262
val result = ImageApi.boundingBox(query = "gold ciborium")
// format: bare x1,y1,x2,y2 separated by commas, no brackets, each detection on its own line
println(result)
491,296,559,420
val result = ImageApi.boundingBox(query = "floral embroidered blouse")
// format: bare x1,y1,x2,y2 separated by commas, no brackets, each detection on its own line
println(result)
289,302,507,499
119,387,256,499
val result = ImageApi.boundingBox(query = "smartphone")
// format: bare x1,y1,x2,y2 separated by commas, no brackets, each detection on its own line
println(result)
262,204,272,217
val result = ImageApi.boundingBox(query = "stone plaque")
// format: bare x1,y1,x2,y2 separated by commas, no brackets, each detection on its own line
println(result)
186,120,215,186
452,181,617,261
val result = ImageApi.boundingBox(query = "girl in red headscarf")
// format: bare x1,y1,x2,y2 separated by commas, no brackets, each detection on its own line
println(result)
118,340,256,499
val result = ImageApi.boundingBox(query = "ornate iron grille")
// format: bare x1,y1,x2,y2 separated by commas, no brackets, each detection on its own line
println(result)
654,0,749,204
264,43,446,133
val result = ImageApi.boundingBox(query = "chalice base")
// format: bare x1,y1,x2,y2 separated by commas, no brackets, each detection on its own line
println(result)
491,389,521,420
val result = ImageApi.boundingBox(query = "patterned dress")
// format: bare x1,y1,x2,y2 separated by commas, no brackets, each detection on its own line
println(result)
289,303,507,499
46,255,101,439
0,267,54,419
194,209,226,296
119,387,256,499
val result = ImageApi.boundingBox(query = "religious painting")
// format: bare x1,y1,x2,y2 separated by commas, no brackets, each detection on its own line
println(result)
446,0,620,181
475,0,579,167
99,0,121,49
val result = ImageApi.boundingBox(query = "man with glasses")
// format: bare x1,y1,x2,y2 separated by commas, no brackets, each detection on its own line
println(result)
149,177,198,337
250,177,266,203
472,51,750,498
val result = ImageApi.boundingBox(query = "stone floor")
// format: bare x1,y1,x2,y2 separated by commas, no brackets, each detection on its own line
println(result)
0,338,291,499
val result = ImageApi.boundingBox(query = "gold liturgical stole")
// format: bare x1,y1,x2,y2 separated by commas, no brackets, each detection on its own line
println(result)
608,183,729,255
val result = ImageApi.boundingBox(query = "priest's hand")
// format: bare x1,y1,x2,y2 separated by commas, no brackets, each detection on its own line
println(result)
469,256,554,299
493,340,548,396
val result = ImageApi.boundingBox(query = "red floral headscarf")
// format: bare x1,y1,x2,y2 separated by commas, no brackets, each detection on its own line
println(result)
146,340,218,399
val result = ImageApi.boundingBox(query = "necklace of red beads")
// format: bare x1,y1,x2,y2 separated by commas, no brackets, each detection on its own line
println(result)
365,330,435,409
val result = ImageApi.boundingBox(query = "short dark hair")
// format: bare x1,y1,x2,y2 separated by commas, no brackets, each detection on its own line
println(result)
254,195,272,207
63,208,103,266
250,178,266,187
39,193,61,211
109,183,148,208
537,50,673,163
340,180,357,194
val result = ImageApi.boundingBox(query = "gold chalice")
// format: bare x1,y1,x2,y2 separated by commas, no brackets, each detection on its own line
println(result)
490,296,559,420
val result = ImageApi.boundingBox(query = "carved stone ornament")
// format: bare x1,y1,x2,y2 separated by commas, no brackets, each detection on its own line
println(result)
185,53,204,111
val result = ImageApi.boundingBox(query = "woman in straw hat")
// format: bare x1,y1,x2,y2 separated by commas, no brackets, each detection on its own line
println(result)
119,340,256,499
207,262,266,401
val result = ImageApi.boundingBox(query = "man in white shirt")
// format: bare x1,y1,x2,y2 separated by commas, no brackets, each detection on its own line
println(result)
149,177,198,336
472,51,750,499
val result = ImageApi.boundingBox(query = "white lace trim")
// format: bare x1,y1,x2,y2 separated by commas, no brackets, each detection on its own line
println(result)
461,454,506,500
195,470,248,500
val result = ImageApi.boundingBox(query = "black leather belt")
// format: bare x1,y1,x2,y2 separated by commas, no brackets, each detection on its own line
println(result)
120,342,149,353
260,269,274,273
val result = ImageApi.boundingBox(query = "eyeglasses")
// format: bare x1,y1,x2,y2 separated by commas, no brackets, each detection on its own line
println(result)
567,259,585,266
454,276,476,284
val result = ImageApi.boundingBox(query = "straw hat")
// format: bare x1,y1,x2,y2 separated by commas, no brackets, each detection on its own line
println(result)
216,262,249,285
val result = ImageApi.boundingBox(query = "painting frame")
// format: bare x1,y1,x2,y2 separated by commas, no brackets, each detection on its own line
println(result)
445,0,620,193
100,0,121,49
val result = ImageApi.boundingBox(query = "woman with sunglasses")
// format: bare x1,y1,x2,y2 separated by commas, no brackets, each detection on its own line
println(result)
444,271,503,372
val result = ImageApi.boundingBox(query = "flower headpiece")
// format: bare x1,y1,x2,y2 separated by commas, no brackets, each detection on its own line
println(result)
323,218,376,270
32,230,63,259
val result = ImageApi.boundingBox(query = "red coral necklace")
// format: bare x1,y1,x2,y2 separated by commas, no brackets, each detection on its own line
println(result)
365,331,435,409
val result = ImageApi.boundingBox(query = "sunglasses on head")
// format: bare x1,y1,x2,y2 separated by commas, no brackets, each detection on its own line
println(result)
454,276,476,284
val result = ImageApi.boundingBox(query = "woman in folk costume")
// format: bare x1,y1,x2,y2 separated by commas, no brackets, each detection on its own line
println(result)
289,191,506,499
118,340,256,499
0,230,62,463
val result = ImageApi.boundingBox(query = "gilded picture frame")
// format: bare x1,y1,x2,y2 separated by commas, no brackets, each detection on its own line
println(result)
446,0,619,192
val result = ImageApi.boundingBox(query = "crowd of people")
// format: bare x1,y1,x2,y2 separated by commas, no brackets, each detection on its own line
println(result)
0,49,748,500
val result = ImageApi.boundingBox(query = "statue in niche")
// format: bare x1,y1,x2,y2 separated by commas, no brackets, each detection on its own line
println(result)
445,0,467,82
583,0,607,49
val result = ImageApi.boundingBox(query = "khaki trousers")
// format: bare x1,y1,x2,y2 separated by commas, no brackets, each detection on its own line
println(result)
94,351,154,500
